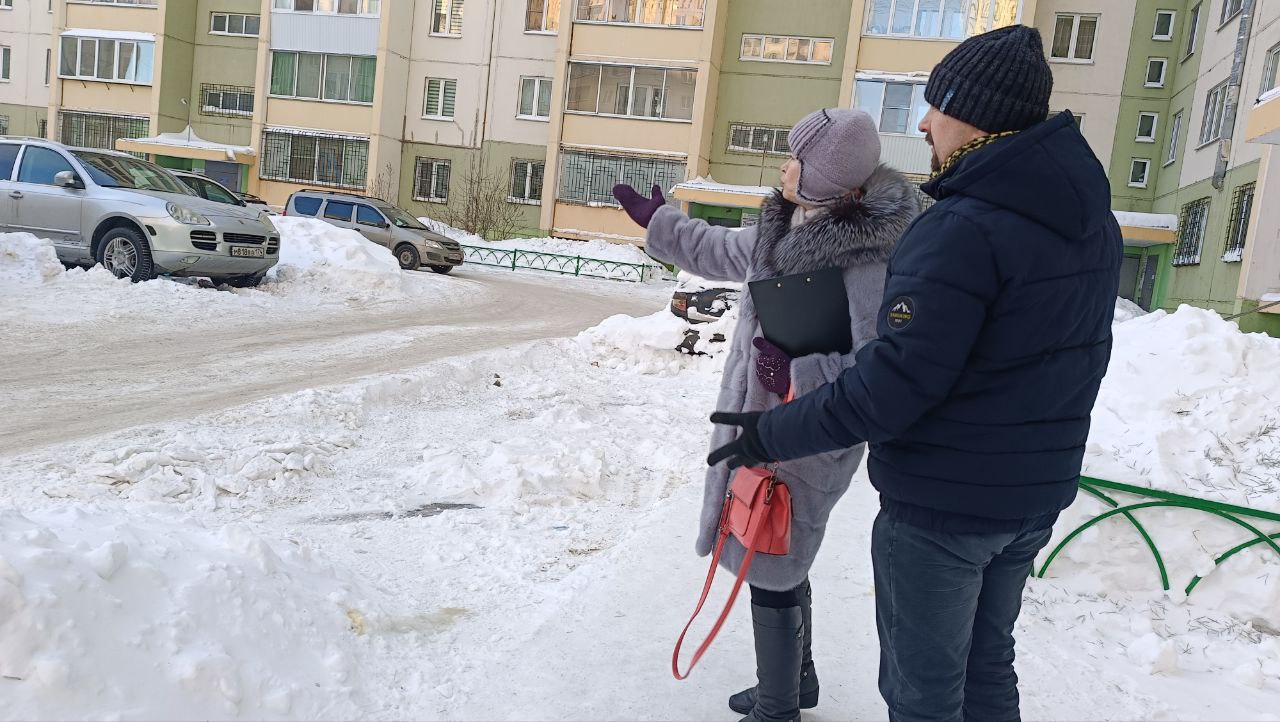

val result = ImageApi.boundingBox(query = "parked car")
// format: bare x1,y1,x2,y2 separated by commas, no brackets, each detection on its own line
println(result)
284,189,464,273
670,272,740,355
0,137,279,286
171,170,279,217
235,192,277,215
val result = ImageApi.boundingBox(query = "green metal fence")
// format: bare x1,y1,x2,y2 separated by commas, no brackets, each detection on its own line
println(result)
461,245,671,283
1037,476,1280,596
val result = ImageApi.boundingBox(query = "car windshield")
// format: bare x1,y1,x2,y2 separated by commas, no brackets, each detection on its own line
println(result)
72,151,192,195
381,205,428,230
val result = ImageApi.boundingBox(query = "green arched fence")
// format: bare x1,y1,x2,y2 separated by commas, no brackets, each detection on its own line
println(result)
461,245,670,283
1037,476,1280,596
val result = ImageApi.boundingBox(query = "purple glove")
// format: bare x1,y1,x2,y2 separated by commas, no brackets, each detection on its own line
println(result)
753,337,791,397
612,184,666,228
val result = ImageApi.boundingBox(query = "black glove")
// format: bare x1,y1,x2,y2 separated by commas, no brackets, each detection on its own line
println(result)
707,411,770,470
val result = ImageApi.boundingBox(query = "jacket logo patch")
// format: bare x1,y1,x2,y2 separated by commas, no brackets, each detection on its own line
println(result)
887,297,915,330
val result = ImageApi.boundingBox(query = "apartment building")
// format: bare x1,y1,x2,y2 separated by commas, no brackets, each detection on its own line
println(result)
0,0,53,138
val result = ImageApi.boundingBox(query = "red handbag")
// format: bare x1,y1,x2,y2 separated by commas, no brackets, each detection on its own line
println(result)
672,462,793,679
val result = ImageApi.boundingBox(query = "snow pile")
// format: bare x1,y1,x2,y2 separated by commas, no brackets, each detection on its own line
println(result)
265,217,405,299
1114,296,1148,323
0,507,390,720
0,233,66,286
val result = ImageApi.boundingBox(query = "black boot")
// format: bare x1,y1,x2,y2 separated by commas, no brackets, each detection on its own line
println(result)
734,603,804,722
730,583,819,716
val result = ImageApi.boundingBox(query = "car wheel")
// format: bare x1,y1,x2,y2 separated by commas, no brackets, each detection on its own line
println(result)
429,265,453,275
96,226,156,283
222,273,266,288
395,244,421,271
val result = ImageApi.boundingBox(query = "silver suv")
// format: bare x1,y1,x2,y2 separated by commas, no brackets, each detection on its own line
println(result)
285,189,464,274
0,137,279,286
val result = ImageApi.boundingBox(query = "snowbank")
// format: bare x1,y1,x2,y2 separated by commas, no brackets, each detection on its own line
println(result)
0,507,389,720
0,233,66,286
1114,296,1148,323
265,217,405,299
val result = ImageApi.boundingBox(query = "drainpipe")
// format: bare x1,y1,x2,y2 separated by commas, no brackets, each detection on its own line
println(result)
1212,0,1257,190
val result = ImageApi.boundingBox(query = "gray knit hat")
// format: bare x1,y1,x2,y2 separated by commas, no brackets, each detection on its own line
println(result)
787,108,881,206
924,25,1053,133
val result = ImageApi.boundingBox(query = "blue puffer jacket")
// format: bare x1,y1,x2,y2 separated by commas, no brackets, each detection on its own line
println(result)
757,112,1123,529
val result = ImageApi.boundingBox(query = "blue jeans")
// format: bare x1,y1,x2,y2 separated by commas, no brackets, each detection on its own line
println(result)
872,509,1053,722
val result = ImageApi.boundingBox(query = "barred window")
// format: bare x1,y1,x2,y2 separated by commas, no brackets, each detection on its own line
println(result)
727,124,789,155
0,114,8,135
37,118,48,139
58,111,148,152
260,128,368,189
510,160,544,203
557,150,683,206
201,84,255,117
413,158,450,202
1172,198,1210,266
1223,183,1255,263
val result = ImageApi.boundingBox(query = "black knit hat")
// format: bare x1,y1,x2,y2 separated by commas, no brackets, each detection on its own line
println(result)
924,25,1053,133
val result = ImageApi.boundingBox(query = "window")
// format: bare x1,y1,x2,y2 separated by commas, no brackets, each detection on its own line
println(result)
1185,3,1200,57
1165,110,1183,164
565,63,696,121
865,0,1020,39
526,0,560,31
855,78,928,136
432,0,464,35
211,13,261,36
70,0,157,4
0,143,16,179
1199,80,1228,145
270,52,375,103
510,160,544,203
518,77,553,119
356,204,386,226
184,175,239,204
1219,0,1242,27
558,150,684,206
292,196,322,216
260,128,369,188
1050,13,1098,61
1223,182,1254,262
424,78,457,119
1153,10,1175,40
413,158,450,202
1173,198,1210,265
1145,58,1168,87
323,201,354,221
1136,112,1159,142
17,146,75,185
1262,43,1280,96
1128,159,1150,188
1052,110,1084,128
1,46,9,82
58,111,147,151
45,48,51,85
739,35,835,65
574,0,705,28
0,0,11,8
727,124,790,155
201,84,255,117
273,0,380,14
0,115,8,136
37,118,47,139
58,35,155,84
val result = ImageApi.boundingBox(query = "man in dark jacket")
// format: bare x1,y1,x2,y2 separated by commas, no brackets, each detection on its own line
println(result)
709,26,1122,721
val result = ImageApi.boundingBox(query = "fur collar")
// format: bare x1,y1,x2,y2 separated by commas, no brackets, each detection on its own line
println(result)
754,164,920,279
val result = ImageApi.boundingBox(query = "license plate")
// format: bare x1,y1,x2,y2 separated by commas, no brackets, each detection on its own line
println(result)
230,246,266,258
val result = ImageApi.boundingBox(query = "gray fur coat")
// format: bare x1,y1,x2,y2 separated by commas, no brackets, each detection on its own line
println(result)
645,165,920,590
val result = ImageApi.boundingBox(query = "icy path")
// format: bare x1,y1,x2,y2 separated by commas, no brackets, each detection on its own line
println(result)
0,267,665,454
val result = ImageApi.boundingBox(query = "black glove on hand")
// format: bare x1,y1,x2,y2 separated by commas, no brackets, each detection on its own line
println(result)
707,411,770,470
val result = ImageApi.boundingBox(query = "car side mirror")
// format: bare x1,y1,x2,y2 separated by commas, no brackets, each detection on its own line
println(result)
54,170,83,189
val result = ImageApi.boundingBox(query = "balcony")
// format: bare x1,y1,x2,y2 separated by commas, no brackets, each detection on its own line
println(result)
271,10,379,56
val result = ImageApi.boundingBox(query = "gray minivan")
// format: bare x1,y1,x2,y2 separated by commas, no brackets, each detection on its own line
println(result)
284,189,464,273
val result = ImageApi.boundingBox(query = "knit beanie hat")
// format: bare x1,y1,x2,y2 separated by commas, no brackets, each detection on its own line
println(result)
924,25,1053,133
787,108,881,206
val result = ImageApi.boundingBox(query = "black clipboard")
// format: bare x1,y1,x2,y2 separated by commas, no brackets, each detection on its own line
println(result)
748,267,852,357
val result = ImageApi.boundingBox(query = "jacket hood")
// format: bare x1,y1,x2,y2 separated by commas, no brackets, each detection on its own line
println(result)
756,164,920,278
921,112,1112,241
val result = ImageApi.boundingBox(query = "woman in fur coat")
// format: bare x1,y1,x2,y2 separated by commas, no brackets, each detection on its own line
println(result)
613,108,920,722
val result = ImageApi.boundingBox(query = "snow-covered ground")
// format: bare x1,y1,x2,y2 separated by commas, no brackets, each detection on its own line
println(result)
2,220,1279,719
